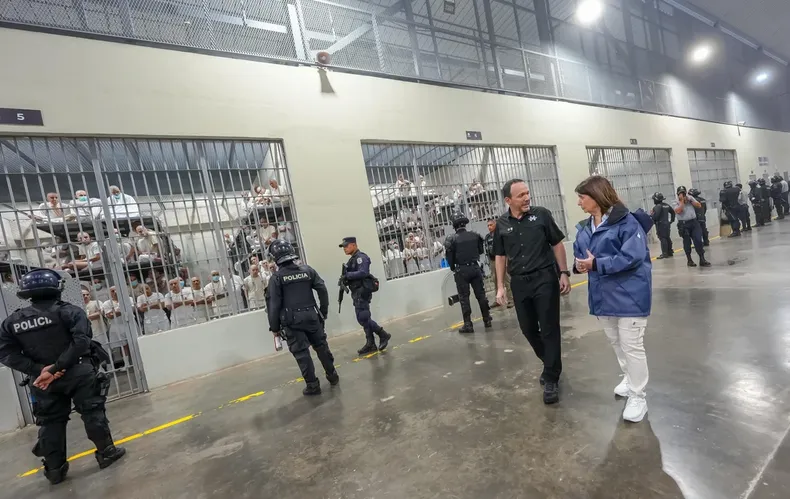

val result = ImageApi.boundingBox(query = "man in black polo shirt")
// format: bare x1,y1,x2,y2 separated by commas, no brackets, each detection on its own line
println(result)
493,179,571,405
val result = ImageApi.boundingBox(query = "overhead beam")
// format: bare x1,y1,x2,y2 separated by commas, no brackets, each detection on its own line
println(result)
325,0,406,55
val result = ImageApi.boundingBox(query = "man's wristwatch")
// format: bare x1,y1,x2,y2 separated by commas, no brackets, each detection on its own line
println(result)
559,270,571,277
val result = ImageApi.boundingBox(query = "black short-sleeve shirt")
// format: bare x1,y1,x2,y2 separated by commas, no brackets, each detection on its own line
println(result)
493,206,565,275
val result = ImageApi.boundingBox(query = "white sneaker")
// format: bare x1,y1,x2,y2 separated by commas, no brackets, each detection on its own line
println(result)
623,396,648,423
613,378,629,397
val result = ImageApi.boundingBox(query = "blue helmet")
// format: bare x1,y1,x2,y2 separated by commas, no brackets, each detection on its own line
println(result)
17,269,63,300
268,239,298,265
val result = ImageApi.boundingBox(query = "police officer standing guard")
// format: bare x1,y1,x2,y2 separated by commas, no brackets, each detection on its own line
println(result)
445,212,492,333
758,178,773,223
0,269,125,485
267,240,339,396
771,176,785,219
340,237,391,355
719,181,742,237
674,186,711,267
650,192,675,259
749,180,766,226
688,188,710,246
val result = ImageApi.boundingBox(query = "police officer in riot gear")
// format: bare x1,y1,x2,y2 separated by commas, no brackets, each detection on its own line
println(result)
735,183,752,231
674,186,711,267
748,180,765,226
444,212,492,333
719,181,742,237
0,269,125,485
340,237,390,355
650,192,675,259
267,240,339,396
688,188,710,246
770,176,785,219
758,178,773,223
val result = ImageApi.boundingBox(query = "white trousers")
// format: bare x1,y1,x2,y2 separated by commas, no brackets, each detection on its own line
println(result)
598,316,649,398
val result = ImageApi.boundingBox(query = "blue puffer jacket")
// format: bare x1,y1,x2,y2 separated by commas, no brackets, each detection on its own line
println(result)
573,203,653,318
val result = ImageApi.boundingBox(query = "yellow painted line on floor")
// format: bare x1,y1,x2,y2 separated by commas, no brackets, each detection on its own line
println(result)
228,391,265,405
408,335,432,343
143,414,198,435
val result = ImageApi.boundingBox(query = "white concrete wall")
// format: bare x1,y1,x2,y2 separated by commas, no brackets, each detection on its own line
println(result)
3,28,790,386
0,367,25,433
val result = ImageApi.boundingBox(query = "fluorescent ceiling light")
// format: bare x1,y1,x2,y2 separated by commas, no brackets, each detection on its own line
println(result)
755,72,769,83
691,45,711,63
577,0,603,25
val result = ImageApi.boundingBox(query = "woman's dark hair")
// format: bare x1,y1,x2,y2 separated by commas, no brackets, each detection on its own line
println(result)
575,175,621,213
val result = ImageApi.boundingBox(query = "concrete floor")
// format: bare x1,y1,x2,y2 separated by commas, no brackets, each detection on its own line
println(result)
2,223,790,499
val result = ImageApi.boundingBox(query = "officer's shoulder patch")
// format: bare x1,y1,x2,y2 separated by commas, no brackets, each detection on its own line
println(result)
357,257,363,264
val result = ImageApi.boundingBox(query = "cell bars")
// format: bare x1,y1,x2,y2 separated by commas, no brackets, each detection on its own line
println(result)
0,136,299,398
587,147,674,213
362,143,566,280
687,149,738,209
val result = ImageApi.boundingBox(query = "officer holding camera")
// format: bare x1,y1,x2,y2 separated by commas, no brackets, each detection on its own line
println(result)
673,186,711,268
267,240,339,396
0,269,125,485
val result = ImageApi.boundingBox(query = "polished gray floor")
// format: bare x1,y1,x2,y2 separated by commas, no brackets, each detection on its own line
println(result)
1,222,790,499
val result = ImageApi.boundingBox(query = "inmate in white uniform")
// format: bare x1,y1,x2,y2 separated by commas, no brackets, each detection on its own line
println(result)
416,245,431,272
190,287,212,324
137,292,170,334
244,274,269,310
386,247,404,278
101,296,135,346
166,288,196,328
203,276,245,318
404,247,420,274
86,300,110,354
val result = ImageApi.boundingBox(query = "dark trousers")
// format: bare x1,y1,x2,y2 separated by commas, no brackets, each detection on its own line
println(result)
285,310,335,384
753,203,765,226
30,362,113,467
782,192,790,215
699,220,710,245
656,222,673,256
724,207,741,233
773,198,785,219
679,220,705,260
737,205,751,230
510,267,562,383
762,201,772,223
454,264,491,324
353,292,381,344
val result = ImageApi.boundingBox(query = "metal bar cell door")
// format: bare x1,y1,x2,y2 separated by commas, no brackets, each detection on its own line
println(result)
587,147,674,212
688,149,738,209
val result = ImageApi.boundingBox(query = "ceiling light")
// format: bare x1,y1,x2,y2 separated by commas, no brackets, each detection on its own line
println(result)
576,0,603,25
690,45,711,63
755,72,769,83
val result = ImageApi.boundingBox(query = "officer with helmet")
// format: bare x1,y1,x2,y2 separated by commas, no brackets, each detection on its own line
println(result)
770,176,785,219
267,240,339,396
444,212,492,333
758,177,773,222
687,188,710,246
719,180,742,236
340,237,390,355
748,180,765,226
0,269,125,485
650,192,675,259
673,186,711,267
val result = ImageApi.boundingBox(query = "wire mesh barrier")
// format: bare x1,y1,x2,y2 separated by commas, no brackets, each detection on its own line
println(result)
362,143,565,281
587,147,674,213
688,149,739,209
0,137,300,398
2,0,783,129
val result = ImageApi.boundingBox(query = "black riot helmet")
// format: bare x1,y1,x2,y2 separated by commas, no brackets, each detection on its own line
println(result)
652,192,665,203
748,180,757,187
771,175,780,183
17,269,63,301
735,183,743,189
688,188,701,197
723,180,733,189
451,212,469,230
758,178,767,186
268,239,298,265
676,185,687,195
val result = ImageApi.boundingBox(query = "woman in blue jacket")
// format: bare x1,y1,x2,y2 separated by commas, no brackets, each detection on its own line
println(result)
573,176,654,423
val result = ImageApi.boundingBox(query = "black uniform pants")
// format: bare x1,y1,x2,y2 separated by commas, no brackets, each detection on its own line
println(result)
353,291,382,344
782,192,790,215
510,267,562,383
453,264,490,323
762,200,773,223
678,220,705,260
723,206,741,233
656,222,673,256
773,197,785,219
753,203,765,225
737,205,751,229
699,220,710,245
285,311,335,385
30,362,113,467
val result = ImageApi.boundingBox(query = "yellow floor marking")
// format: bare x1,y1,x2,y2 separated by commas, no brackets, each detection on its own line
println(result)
408,335,431,343
142,415,197,435
227,391,265,405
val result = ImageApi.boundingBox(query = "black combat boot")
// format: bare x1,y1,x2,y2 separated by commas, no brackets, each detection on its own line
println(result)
543,382,559,405
656,254,667,260
377,329,391,351
357,343,378,355
699,259,712,267
728,231,741,238
302,381,322,396
43,461,69,485
687,258,697,267
326,370,340,386
458,323,474,333
95,445,126,470
483,317,493,329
